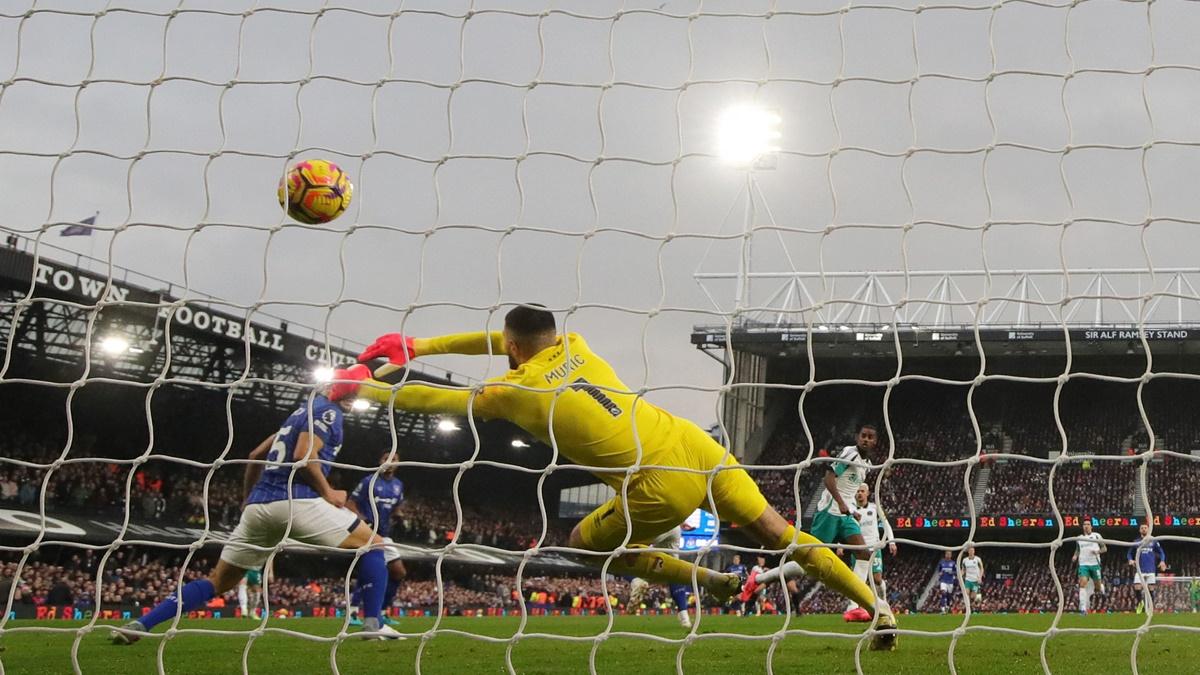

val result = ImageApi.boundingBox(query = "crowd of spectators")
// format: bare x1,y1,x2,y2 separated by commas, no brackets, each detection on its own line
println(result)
389,498,571,550
1051,460,1139,515
0,548,209,612
8,382,1199,550
0,549,630,615
3,539,1198,617
878,463,974,517
983,459,1142,516
749,422,822,522
0,437,242,529
983,462,1051,515
1147,456,1200,515
0,436,573,552
750,381,1200,521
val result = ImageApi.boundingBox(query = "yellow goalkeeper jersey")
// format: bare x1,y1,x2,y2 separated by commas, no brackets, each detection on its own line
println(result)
361,331,683,489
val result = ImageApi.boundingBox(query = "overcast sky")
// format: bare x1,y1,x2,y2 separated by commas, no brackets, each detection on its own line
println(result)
5,0,1200,423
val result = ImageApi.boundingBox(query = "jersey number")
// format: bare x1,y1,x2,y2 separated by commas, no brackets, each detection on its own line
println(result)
263,428,290,473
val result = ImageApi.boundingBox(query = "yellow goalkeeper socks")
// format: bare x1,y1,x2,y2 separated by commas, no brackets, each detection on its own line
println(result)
776,525,879,614
605,548,722,592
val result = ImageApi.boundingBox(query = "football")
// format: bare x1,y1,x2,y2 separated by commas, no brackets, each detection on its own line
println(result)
277,159,353,224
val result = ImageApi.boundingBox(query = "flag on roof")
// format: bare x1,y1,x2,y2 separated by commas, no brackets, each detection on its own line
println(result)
60,213,97,237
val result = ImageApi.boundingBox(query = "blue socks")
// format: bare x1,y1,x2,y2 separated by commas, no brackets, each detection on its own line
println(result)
140,579,215,631
358,550,386,622
138,553,391,633
383,578,400,614
670,584,689,612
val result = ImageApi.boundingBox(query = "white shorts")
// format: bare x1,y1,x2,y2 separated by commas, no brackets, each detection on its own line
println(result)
221,499,360,569
939,582,954,594
1134,572,1157,586
379,537,403,565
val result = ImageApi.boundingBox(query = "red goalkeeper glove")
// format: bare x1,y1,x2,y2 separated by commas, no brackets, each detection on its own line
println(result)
358,333,417,377
327,363,371,401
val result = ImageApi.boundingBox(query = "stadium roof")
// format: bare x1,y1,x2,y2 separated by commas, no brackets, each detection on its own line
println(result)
0,241,461,437
692,268,1200,359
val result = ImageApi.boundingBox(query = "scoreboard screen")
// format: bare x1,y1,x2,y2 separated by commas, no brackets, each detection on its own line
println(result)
680,509,719,550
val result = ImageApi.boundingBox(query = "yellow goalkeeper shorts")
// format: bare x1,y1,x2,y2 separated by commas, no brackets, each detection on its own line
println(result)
577,421,769,552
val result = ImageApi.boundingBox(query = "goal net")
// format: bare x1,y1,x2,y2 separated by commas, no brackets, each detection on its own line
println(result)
2,0,1200,673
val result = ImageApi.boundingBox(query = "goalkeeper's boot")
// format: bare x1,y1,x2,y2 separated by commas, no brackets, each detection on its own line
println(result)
628,578,648,608
869,612,899,652
707,573,741,604
110,621,146,646
739,570,760,604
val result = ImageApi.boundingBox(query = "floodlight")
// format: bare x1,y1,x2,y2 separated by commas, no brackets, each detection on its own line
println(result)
351,399,371,412
511,439,530,449
717,105,781,165
437,419,460,433
100,336,129,355
312,366,335,383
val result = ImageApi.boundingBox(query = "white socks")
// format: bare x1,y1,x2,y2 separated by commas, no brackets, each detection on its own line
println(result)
756,561,803,587
846,558,871,611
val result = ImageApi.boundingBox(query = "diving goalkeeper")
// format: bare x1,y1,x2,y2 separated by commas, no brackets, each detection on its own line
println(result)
356,305,897,648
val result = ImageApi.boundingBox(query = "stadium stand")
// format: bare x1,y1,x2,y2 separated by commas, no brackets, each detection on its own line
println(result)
0,431,569,551
751,379,1200,522
0,547,628,616
1148,456,1200,516
3,314,1200,622
10,541,1194,617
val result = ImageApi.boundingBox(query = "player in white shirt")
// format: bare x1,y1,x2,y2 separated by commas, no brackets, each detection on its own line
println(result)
841,483,897,622
741,425,880,601
1071,520,1107,614
960,547,984,607
747,555,769,616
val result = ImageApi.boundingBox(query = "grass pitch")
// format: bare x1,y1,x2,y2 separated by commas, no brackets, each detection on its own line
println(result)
1,612,1197,674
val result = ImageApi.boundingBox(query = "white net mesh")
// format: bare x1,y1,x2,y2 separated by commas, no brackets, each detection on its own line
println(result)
2,1,1200,673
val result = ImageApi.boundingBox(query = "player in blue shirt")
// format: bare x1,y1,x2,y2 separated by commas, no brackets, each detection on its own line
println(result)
112,365,404,642
1128,523,1167,614
346,452,407,625
724,554,749,616
936,551,958,614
